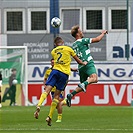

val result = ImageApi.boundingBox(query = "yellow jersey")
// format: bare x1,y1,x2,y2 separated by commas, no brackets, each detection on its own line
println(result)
51,46,76,75
44,68,56,92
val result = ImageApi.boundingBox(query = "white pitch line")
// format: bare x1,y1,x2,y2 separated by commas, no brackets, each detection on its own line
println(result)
0,128,133,131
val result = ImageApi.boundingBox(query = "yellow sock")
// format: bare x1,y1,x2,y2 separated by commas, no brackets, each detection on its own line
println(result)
37,92,48,106
48,99,59,119
62,98,67,105
57,114,62,120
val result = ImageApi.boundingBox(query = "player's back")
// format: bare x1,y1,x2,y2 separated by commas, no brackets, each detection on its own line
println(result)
51,45,76,75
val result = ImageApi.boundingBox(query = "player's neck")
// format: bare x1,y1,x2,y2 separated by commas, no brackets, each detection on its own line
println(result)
76,36,81,40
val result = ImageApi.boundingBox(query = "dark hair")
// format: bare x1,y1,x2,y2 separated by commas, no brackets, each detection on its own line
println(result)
12,68,17,72
71,25,79,38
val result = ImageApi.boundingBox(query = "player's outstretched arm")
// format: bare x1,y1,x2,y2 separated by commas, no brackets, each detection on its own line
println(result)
91,30,108,43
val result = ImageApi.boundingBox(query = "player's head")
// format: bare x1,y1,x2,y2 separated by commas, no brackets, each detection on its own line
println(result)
11,68,17,75
50,58,54,68
54,37,64,46
71,25,84,39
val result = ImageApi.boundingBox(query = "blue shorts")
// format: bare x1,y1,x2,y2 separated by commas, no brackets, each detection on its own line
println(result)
45,69,69,91
51,92,64,99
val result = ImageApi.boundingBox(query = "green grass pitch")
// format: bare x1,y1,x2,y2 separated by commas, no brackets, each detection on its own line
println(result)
0,106,133,133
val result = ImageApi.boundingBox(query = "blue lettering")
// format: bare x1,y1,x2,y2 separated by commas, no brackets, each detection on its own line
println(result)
73,71,79,77
114,68,125,77
131,47,133,56
32,67,49,77
113,46,124,58
129,69,133,77
98,68,109,77
113,46,133,58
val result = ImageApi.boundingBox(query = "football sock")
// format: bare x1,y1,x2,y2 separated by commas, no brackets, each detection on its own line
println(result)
83,81,89,86
62,99,67,105
57,114,62,120
71,90,77,97
37,92,48,106
48,99,59,119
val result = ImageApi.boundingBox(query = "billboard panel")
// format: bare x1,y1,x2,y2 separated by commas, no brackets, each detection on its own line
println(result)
28,62,133,83
28,83,133,106
7,34,54,62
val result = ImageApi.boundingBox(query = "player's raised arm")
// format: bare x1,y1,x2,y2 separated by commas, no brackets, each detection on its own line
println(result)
91,30,108,43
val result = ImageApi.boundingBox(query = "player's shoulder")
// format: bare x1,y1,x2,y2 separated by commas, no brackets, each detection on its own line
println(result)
45,67,52,72
63,45,72,49
47,67,52,70
78,38,90,41
59,45,73,51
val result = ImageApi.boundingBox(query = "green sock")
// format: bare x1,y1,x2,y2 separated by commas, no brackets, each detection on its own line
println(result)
83,81,89,86
71,90,77,97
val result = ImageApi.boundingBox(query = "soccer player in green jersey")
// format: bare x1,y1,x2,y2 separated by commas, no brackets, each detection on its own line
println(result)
34,36,87,126
66,25,108,107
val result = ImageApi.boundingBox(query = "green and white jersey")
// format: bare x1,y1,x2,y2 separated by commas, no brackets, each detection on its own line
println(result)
72,38,93,69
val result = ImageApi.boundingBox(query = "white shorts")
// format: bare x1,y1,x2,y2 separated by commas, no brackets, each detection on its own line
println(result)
0,80,2,87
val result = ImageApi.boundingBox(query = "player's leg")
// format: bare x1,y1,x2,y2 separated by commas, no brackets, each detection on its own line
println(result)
37,85,52,107
75,61,97,92
34,70,58,119
46,89,60,126
56,93,66,122
66,68,87,107
67,61,97,107
34,85,52,119
9,86,13,106
56,82,68,122
78,62,98,91
46,71,68,126
56,102,62,122
66,86,83,107
12,86,16,105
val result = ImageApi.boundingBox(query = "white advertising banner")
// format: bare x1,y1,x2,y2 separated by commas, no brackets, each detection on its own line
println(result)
28,62,133,83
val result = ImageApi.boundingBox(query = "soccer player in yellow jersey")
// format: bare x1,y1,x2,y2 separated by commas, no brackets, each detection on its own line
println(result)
43,58,67,122
34,36,87,126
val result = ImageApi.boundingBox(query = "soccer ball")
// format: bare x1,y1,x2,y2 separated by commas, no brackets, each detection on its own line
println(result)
51,17,61,28
12,79,18,85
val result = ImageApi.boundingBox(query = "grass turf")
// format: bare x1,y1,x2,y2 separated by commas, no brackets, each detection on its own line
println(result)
0,106,133,133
